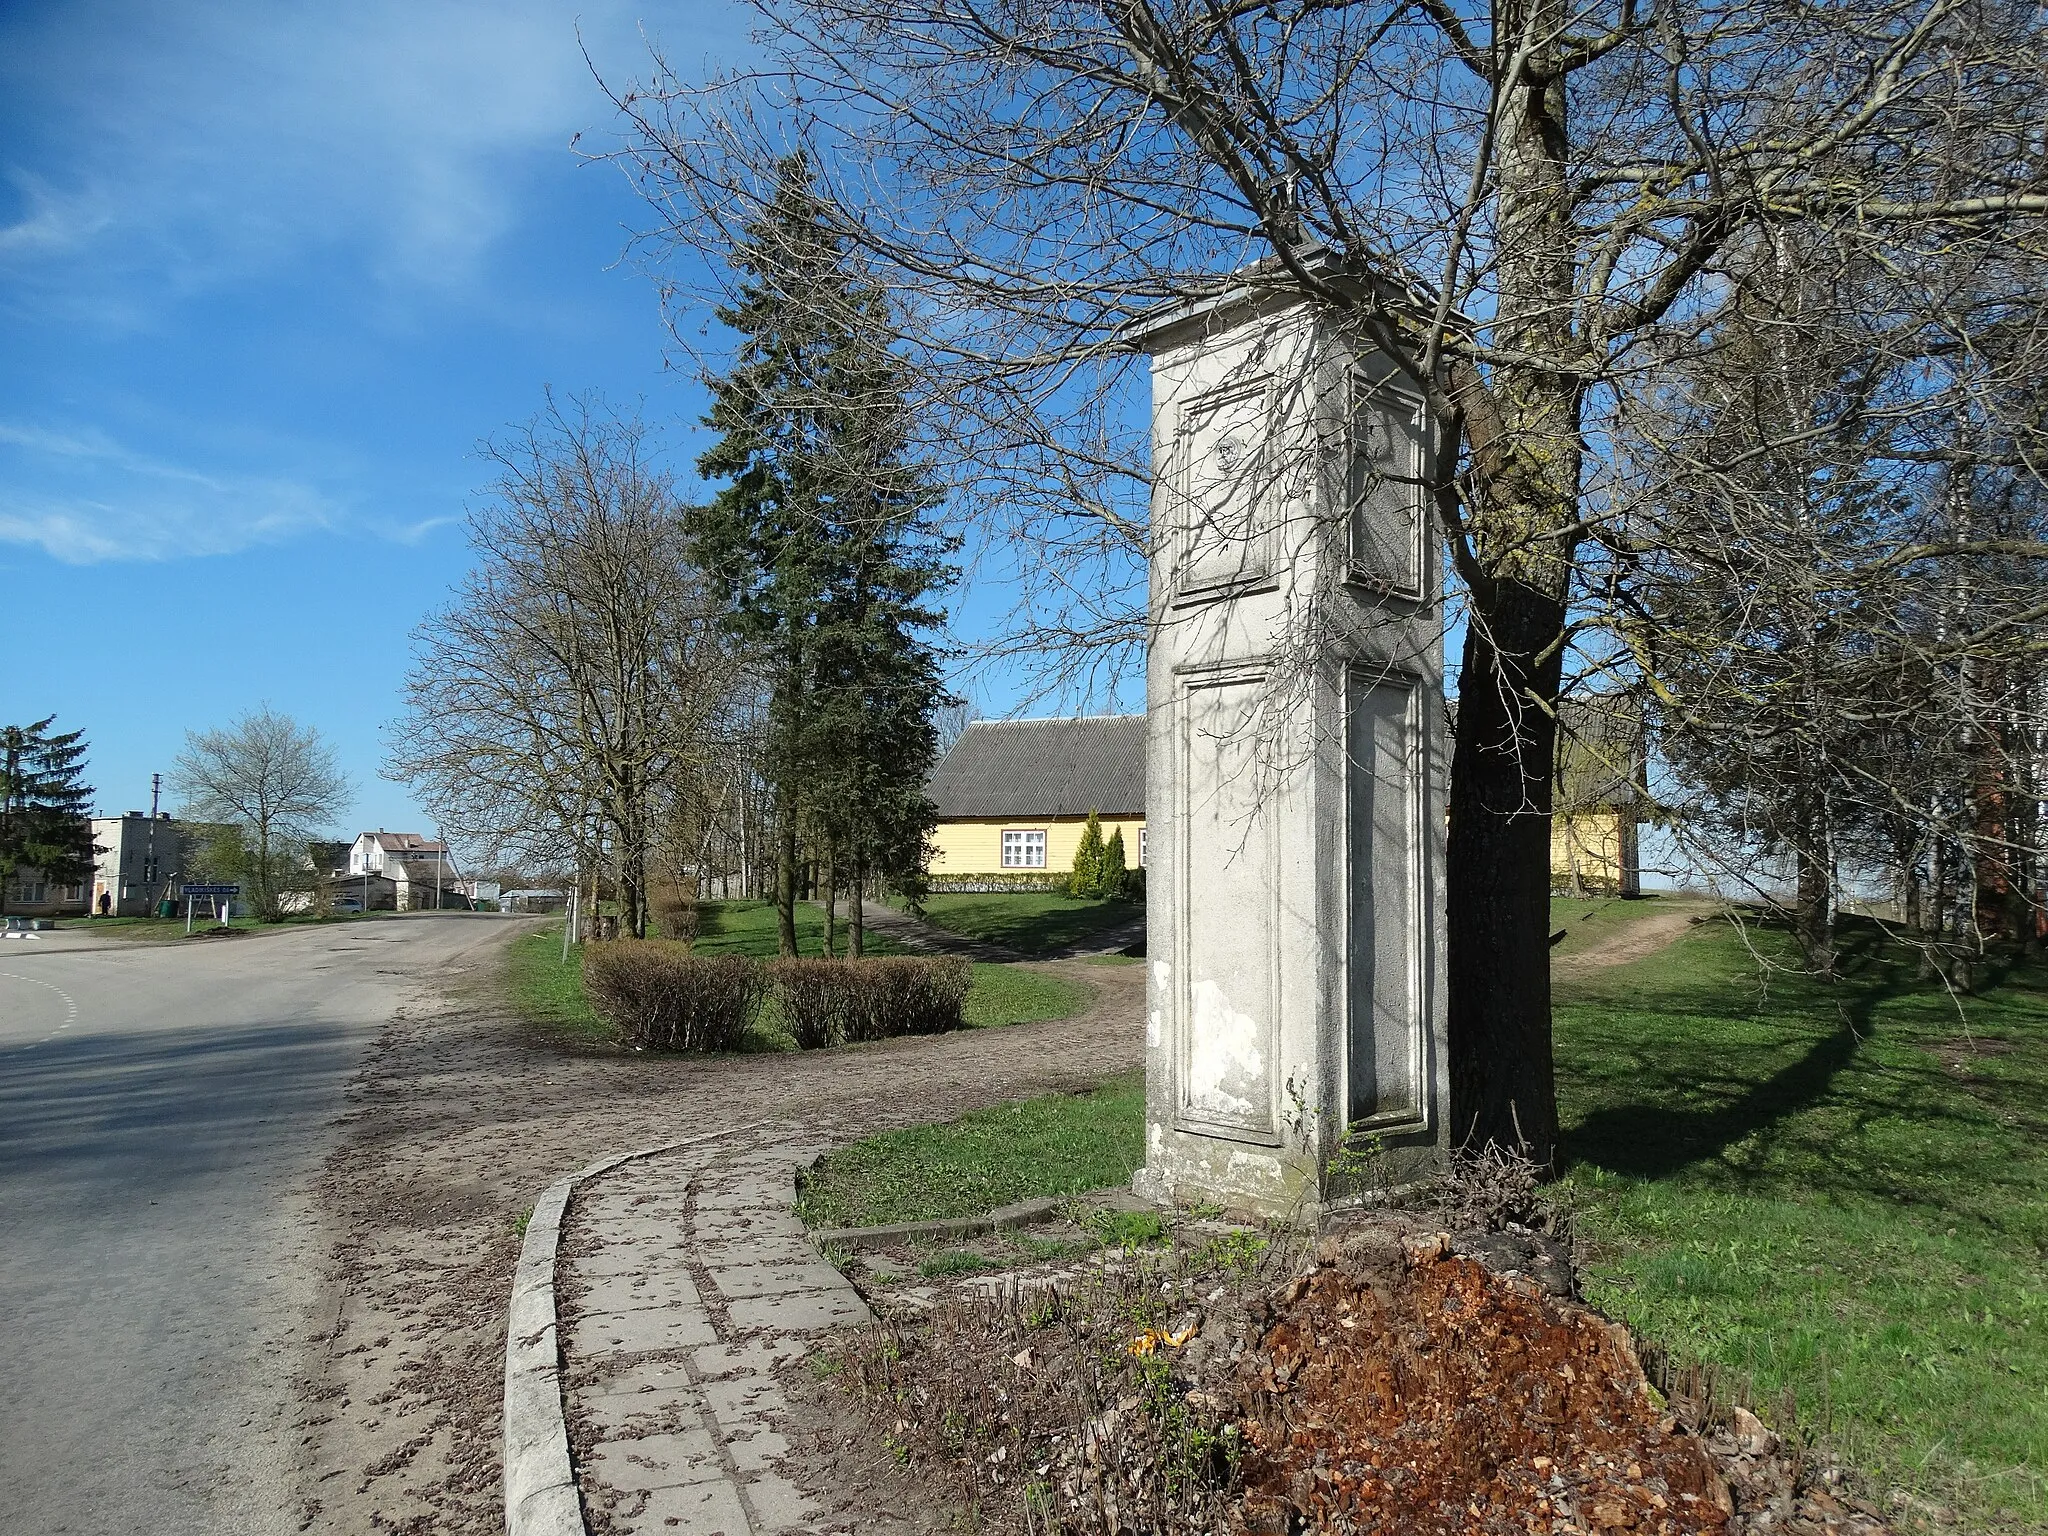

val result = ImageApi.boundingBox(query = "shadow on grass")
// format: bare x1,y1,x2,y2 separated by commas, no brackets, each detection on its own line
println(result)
917,894,1142,957
1559,916,2044,1217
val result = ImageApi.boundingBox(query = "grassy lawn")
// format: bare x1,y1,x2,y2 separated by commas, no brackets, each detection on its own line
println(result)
794,1069,1146,1229
1548,892,1688,957
794,906,2046,1527
1557,919,2048,1526
694,898,909,957
52,911,381,940
504,900,1091,1047
914,892,1142,956
505,927,612,1042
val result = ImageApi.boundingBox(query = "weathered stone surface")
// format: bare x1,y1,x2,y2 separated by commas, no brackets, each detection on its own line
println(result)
726,1289,869,1334
1132,277,1450,1214
570,1305,718,1355
555,1140,879,1535
583,1429,727,1492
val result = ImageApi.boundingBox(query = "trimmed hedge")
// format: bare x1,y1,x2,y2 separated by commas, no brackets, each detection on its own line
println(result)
581,943,974,1053
770,956,973,1049
581,942,766,1051
927,872,1071,894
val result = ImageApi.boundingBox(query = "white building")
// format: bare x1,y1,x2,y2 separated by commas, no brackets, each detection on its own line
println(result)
347,831,461,911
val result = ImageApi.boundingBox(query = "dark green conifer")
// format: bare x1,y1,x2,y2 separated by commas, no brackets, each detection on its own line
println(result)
1,716,96,917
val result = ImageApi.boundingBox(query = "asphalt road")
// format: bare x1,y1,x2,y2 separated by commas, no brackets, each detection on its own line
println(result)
0,914,523,1536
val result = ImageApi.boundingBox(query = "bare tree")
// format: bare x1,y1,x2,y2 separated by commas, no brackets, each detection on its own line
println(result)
606,0,2047,1159
1614,222,2048,982
172,706,351,921
387,395,743,938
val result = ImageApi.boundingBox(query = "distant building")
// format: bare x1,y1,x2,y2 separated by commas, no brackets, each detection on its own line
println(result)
3,867,89,917
1550,697,1650,898
925,716,1146,885
90,813,185,917
501,889,569,914
347,831,463,911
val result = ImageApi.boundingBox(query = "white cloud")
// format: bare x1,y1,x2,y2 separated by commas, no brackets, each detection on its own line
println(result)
0,0,703,309
0,421,341,562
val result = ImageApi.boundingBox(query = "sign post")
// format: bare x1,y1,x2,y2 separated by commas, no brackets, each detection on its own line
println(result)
181,884,241,933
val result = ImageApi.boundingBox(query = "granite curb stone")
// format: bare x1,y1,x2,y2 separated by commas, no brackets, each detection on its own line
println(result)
502,1130,738,1536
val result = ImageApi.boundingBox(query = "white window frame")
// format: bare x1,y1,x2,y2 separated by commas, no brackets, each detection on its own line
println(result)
1137,827,1146,867
1001,829,1048,869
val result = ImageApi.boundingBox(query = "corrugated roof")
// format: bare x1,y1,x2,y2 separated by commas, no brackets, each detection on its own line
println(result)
928,716,1147,819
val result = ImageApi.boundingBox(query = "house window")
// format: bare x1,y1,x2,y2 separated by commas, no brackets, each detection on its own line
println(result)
1001,829,1047,869
1138,827,1146,867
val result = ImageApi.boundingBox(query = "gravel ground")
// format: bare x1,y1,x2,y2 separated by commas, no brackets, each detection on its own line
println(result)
290,943,1141,1534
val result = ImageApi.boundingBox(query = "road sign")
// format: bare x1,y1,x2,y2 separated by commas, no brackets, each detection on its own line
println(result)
181,883,241,897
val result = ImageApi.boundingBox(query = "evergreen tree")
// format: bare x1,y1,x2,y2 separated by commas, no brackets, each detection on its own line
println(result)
1069,810,1105,897
1100,826,1129,898
693,154,953,955
0,716,96,917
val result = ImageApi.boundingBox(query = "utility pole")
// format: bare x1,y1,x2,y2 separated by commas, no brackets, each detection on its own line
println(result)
145,772,160,916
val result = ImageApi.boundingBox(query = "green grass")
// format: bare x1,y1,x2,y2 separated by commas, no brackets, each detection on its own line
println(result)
694,899,913,958
503,906,1090,1047
53,910,379,940
913,893,1142,956
796,909,2047,1526
962,962,1088,1028
1548,892,1690,957
1555,918,2048,1525
506,928,612,1041
793,1069,1147,1229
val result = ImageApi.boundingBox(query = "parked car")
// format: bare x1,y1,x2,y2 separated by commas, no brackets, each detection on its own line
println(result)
333,897,363,913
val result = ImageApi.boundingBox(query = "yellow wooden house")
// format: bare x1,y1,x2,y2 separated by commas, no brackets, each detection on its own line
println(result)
926,715,1146,884
1550,696,1649,897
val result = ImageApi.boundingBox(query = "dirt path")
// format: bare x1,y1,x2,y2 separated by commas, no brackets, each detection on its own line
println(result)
1551,902,1715,982
290,946,1140,1535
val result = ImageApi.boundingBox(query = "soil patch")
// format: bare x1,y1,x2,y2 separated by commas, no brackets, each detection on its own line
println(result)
828,1210,1896,1536
290,947,1141,1533
1553,906,1711,981
1931,1034,2016,1077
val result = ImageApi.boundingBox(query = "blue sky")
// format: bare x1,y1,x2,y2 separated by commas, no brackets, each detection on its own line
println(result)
2,0,993,841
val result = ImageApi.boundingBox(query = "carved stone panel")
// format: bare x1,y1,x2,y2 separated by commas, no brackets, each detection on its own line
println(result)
1176,669,1279,1143
1175,380,1272,598
1346,668,1429,1133
1348,381,1428,598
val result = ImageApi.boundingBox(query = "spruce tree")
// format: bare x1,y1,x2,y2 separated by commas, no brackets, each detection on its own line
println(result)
694,155,953,955
1,716,96,917
1070,809,1105,897
1101,826,1129,899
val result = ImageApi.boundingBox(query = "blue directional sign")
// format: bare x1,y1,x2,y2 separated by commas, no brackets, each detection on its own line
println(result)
181,883,242,897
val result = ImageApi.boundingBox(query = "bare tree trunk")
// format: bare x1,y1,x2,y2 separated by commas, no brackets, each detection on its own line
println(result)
849,852,866,959
1446,588,1565,1166
821,841,838,959
775,809,799,957
1795,834,1835,977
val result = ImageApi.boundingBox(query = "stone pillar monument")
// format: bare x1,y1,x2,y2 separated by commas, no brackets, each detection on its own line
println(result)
1132,280,1448,1216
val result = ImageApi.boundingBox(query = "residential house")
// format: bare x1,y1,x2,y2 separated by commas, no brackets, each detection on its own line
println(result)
3,866,89,917
1550,697,1650,897
347,831,462,911
926,716,1146,884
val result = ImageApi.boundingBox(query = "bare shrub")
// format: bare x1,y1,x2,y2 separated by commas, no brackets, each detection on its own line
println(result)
769,958,847,1048
651,881,699,946
1418,1143,1549,1234
769,956,974,1048
844,956,972,1041
581,942,765,1051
